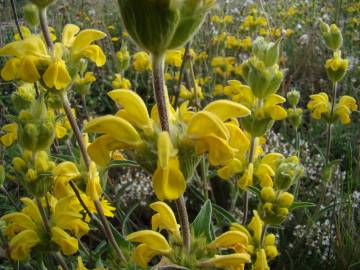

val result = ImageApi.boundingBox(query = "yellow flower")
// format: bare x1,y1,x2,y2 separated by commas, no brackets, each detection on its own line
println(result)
187,100,250,165
307,92,330,120
14,26,31,40
0,123,17,147
207,231,249,253
53,161,81,198
86,162,102,201
256,94,288,120
43,43,71,90
61,24,107,66
153,132,186,201
211,15,222,24
334,96,358,124
165,50,183,68
126,230,172,268
112,74,131,89
201,254,251,269
1,196,89,260
223,15,234,24
252,249,270,270
0,36,48,83
237,163,254,190
254,153,283,187
150,201,181,242
132,51,151,72
74,72,96,85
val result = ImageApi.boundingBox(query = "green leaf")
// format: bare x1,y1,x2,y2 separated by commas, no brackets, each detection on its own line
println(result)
289,201,316,211
108,222,131,250
104,160,139,172
212,204,237,223
191,199,213,241
247,185,261,198
122,202,140,235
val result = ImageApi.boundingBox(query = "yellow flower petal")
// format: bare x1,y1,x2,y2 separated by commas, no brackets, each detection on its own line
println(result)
201,253,251,268
72,29,107,53
207,231,249,250
51,226,78,255
9,230,40,261
187,111,229,140
126,230,172,254
1,58,20,81
108,89,152,131
204,100,251,121
153,159,186,201
84,115,142,147
132,243,158,268
62,24,80,47
150,201,180,239
43,59,72,90
87,135,127,166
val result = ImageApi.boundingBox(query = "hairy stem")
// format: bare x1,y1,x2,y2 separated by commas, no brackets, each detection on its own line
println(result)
94,200,125,261
61,92,91,169
242,136,256,225
152,54,191,252
39,8,53,50
174,42,191,109
325,82,338,164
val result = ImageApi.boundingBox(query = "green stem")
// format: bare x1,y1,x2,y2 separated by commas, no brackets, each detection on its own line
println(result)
94,200,125,261
152,53,191,252
260,224,269,247
325,82,338,164
174,42,191,109
201,156,209,201
61,92,91,169
39,8,53,50
242,136,256,225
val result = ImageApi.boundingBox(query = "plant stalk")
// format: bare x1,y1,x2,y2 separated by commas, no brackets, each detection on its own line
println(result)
39,8,53,50
325,82,338,164
152,54,191,252
61,92,91,169
242,136,256,225
94,200,125,261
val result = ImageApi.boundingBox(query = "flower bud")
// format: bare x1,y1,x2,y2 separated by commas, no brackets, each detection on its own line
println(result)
277,192,294,208
12,157,26,172
35,151,49,173
246,59,284,99
26,168,38,182
261,187,276,202
325,51,348,83
265,245,278,259
252,37,281,67
11,84,35,112
320,20,343,51
275,158,304,190
277,207,289,217
287,108,303,128
241,116,273,137
23,3,39,27
287,89,300,107
17,99,55,151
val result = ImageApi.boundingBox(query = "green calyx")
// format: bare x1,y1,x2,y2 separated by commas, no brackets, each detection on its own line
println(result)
118,0,214,55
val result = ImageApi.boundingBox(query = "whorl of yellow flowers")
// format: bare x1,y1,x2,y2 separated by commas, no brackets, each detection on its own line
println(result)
307,93,358,124
84,89,250,201
0,24,106,90
1,195,89,260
